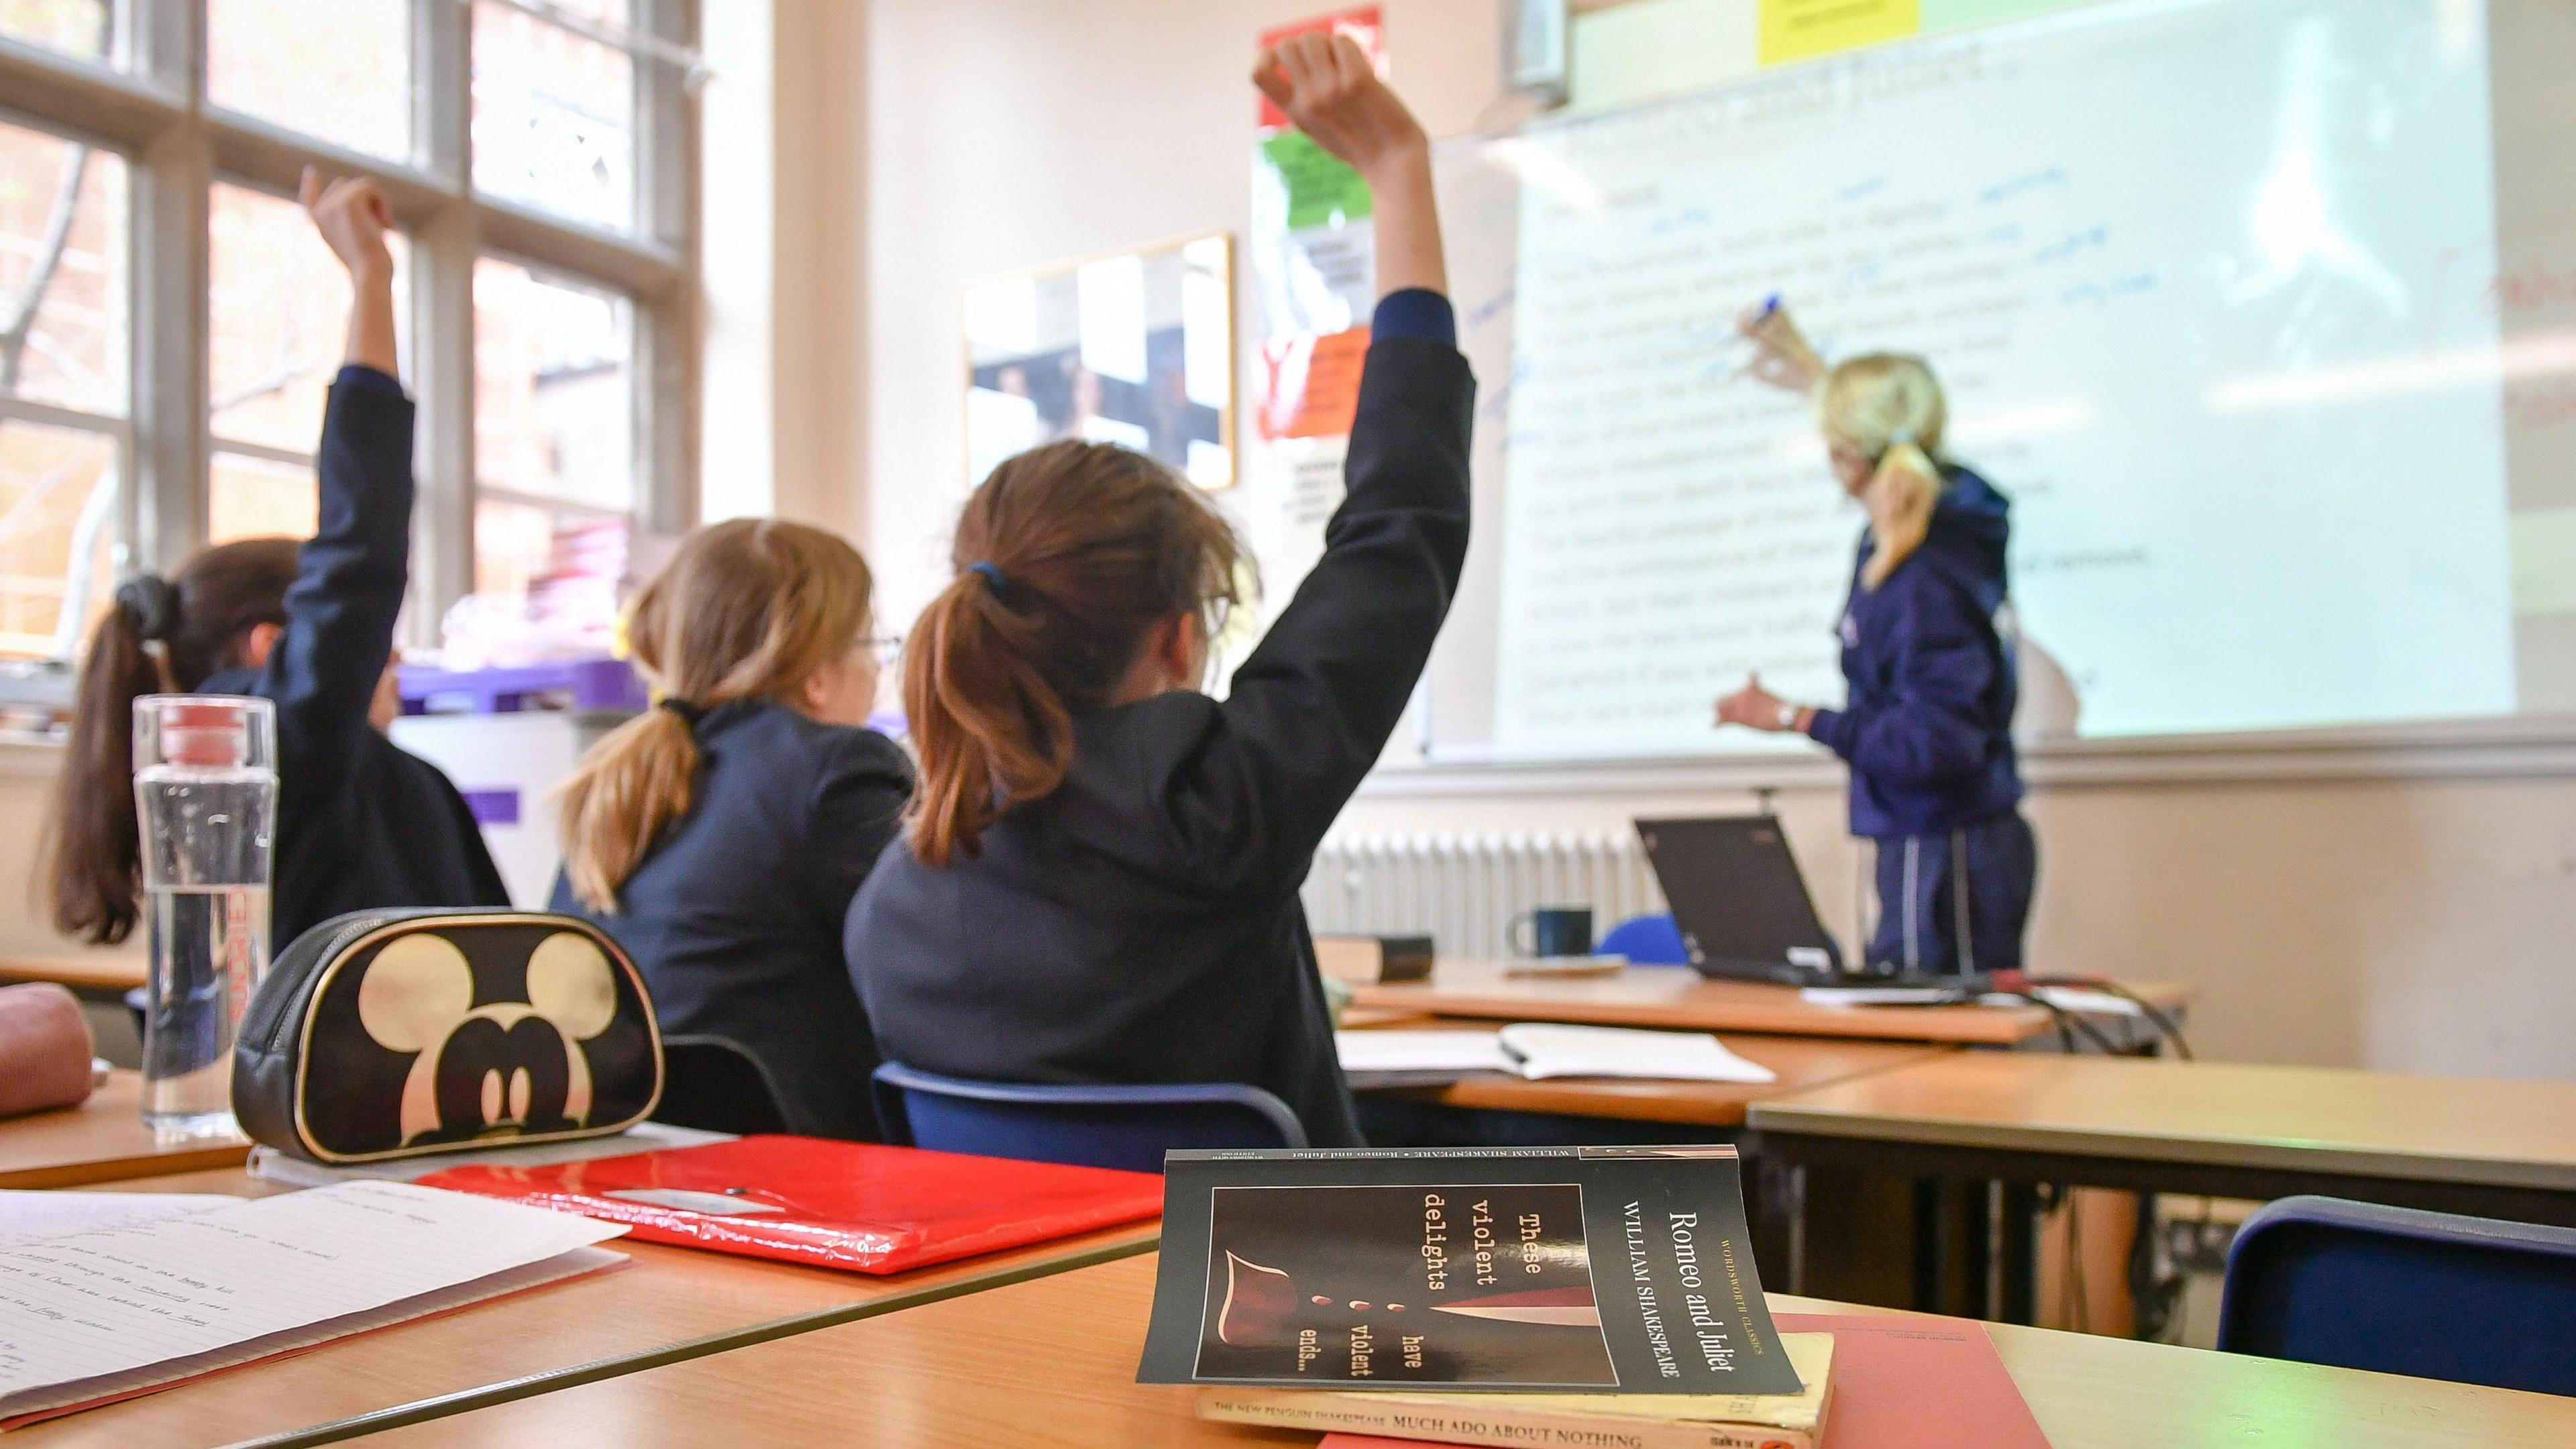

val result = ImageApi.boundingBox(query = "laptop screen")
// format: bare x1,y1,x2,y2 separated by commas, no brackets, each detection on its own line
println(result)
1635,816,1845,983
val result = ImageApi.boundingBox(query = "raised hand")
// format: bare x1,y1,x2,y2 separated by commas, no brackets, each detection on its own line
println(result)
1252,32,1444,300
1736,301,1827,394
299,166,394,282
1252,32,1426,182
299,166,399,377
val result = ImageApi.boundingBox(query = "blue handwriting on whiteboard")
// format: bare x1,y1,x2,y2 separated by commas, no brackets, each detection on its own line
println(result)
1980,167,2070,205
2033,226,2110,264
2059,272,2160,307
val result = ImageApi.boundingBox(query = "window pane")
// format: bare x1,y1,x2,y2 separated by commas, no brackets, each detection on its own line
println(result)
473,256,632,511
206,0,412,162
209,449,317,544
472,0,635,232
0,0,115,65
0,121,127,416
209,182,409,455
472,498,626,653
0,420,116,659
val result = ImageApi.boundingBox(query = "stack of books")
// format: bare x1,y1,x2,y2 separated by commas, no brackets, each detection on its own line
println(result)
1137,1145,2050,1449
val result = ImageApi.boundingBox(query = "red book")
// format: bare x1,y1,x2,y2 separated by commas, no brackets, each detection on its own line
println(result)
1316,1310,2050,1449
419,1134,1161,1275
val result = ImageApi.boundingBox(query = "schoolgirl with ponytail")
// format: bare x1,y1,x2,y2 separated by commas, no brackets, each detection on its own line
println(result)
48,170,506,949
1719,308,2037,976
845,35,1471,1148
549,519,911,1141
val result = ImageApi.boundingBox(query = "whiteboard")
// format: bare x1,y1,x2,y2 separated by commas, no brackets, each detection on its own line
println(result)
1411,0,2576,766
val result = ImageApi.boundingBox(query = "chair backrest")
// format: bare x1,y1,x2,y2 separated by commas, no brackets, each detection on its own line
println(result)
871,1063,1306,1175
653,1034,790,1136
2218,1195,2576,1397
1597,912,1689,966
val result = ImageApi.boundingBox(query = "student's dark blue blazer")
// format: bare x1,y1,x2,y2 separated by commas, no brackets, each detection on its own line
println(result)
200,368,508,950
845,296,1473,1149
552,702,914,1141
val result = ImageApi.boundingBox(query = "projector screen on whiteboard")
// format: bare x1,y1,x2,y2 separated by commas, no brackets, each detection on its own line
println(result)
1409,0,2576,765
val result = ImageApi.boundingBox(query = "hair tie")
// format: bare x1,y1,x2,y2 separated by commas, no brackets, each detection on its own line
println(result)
966,561,1009,595
659,696,706,727
1887,427,1918,450
113,574,179,643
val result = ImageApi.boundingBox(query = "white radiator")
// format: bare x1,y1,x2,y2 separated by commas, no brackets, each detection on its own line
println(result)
1300,831,1665,961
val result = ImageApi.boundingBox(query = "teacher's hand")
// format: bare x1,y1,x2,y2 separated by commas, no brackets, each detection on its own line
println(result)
1715,674,1803,733
1735,302,1827,395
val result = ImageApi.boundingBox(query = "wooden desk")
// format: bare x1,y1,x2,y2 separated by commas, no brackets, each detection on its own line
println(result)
352,1251,2576,1449
1350,961,2191,1047
1749,1053,2576,1210
1748,1053,2576,1326
11,1167,1159,1449
1371,1031,1958,1128
0,1071,250,1188
0,953,146,994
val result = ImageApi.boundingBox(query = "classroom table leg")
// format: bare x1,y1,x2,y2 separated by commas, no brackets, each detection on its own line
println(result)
1910,1177,1946,1311
1998,1183,2040,1325
1963,1180,1993,1317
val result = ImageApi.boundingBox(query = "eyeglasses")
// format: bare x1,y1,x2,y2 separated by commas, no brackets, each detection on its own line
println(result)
864,634,904,667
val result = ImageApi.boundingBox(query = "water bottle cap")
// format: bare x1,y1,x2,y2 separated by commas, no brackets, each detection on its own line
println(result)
154,701,254,768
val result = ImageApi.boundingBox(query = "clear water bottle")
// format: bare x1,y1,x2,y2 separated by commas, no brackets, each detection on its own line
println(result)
132,695,278,1139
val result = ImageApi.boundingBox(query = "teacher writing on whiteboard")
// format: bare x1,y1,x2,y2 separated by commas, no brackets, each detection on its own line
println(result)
1713,304,2035,976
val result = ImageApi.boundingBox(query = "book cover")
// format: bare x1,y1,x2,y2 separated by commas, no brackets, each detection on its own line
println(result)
1202,1332,1835,1449
1138,1145,1801,1396
419,1134,1162,1275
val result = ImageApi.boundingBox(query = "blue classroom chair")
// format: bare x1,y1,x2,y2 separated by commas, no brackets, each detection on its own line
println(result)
2217,1195,2576,1397
1597,912,1689,966
871,1062,1307,1175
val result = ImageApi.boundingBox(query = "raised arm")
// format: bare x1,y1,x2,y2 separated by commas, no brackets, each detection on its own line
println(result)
1165,39,1471,892
256,170,414,798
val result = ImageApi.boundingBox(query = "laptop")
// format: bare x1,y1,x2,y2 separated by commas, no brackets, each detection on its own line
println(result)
1634,816,1847,986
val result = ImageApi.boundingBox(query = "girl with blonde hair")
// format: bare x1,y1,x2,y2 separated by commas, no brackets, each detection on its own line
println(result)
551,518,910,1139
1717,309,2035,975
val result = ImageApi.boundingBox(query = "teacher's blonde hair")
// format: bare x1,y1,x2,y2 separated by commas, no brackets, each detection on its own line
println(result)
1819,354,1947,589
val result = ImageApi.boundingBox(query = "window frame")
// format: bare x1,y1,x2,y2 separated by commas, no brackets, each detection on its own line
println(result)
0,0,700,672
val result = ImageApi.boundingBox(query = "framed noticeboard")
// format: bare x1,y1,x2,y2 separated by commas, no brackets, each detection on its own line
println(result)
963,231,1237,490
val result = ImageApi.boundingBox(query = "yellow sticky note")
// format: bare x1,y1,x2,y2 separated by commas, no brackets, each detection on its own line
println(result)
1760,0,1921,64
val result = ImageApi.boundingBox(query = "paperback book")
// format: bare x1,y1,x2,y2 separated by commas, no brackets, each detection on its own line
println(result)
1137,1145,1801,1396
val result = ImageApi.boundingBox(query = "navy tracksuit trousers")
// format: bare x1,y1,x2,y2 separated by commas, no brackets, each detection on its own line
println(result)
1865,810,2038,975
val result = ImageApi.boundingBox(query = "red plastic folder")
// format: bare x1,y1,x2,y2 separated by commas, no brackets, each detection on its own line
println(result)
419,1134,1162,1275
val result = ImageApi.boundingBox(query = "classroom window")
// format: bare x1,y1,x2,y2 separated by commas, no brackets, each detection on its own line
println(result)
471,256,634,648
0,117,129,663
0,1,698,689
0,0,118,66
205,0,414,164
471,0,638,233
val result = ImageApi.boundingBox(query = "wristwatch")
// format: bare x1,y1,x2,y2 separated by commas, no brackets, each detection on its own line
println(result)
1776,701,1801,731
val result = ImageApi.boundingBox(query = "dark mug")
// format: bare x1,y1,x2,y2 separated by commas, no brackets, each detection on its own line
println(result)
1509,906,1595,959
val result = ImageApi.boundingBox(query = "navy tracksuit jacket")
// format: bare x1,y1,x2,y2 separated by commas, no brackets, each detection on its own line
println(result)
1804,466,2037,973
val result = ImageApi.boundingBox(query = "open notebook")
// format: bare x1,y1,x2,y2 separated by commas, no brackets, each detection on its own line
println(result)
1335,1024,1776,1088
0,1181,626,1429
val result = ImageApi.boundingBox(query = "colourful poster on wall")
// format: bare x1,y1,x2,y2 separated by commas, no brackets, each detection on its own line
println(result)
1251,7,1386,425
1758,0,1921,64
